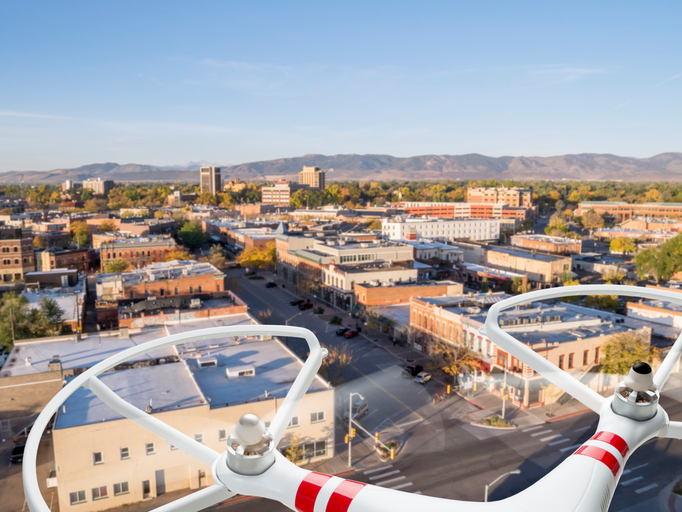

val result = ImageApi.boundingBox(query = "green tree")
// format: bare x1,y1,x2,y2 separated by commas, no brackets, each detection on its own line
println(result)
154,210,165,219
98,220,117,233
365,220,382,230
610,237,636,254
103,259,130,273
33,235,46,248
480,276,489,293
177,222,206,250
599,331,659,377
80,189,93,201
0,293,64,350
70,221,92,248
284,434,304,464
634,234,682,282
207,245,229,270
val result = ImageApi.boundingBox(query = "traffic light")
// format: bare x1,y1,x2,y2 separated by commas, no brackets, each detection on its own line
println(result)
344,434,349,444
374,432,380,442
446,384,451,394
350,428,356,438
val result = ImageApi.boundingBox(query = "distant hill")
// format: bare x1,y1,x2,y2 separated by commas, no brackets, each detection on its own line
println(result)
3,152,682,184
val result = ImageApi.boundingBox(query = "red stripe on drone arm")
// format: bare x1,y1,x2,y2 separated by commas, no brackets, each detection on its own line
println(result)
575,445,621,477
591,431,630,459
326,480,366,512
295,472,332,512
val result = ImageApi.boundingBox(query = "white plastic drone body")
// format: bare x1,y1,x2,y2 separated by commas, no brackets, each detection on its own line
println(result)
23,285,682,512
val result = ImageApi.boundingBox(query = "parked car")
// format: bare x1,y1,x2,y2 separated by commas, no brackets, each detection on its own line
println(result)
245,268,256,276
298,302,314,310
403,364,423,377
290,299,304,306
265,282,277,288
342,400,370,422
343,329,359,339
414,372,432,384
335,327,349,336
10,444,25,464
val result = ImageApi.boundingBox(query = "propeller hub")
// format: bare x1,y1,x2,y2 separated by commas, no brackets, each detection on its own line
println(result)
612,363,659,421
225,413,276,475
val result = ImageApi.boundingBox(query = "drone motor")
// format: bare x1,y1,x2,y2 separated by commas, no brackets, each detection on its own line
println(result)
226,413,276,476
612,362,660,421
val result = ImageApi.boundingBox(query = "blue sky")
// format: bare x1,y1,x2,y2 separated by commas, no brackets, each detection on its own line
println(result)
1,1,680,172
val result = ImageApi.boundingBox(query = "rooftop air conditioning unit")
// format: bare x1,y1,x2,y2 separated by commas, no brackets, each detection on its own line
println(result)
189,298,201,309
226,365,256,379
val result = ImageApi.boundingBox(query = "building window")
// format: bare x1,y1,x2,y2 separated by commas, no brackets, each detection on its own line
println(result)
93,452,103,465
159,288,164,296
217,284,221,292
568,353,574,369
120,447,130,460
145,442,155,455
302,440,327,458
198,286,203,292
558,355,564,370
195,433,203,444
129,291,134,299
219,429,227,441
310,411,325,423
70,491,86,505
583,350,589,366
92,486,108,500
113,482,129,496
175,287,179,295
287,416,299,428
190,286,194,293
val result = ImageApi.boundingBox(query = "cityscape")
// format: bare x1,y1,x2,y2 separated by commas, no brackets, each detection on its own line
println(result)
1,2,681,512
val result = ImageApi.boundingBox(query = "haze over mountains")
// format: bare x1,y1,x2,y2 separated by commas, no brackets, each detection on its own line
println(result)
3,153,682,184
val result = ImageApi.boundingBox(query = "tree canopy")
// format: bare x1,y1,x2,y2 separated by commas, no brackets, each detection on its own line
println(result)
599,331,659,377
0,293,65,350
177,221,206,250
634,234,682,282
236,242,276,270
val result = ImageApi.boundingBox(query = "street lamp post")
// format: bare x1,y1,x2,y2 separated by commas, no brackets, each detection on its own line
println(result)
501,356,508,420
348,392,364,467
484,469,521,502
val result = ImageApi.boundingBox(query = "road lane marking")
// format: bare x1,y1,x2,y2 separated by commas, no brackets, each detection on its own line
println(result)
540,434,562,442
391,482,414,490
350,365,425,421
376,476,406,486
620,476,644,486
370,470,400,480
559,444,582,453
530,430,553,437
395,419,423,429
635,484,658,494
364,465,393,475
522,425,544,432
574,426,591,432
549,438,571,446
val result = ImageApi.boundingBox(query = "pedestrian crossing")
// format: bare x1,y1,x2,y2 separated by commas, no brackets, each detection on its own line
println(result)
363,464,420,493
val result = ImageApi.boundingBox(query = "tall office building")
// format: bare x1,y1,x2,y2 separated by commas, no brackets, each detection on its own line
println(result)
200,166,221,195
298,166,325,190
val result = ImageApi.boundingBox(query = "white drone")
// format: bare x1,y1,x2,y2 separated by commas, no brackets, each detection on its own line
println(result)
23,285,682,512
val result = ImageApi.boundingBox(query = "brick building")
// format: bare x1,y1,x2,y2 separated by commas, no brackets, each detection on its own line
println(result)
38,248,97,273
510,234,582,255
0,227,35,282
578,201,682,222
99,235,179,271
354,280,463,307
261,181,309,205
466,187,533,207
392,202,535,221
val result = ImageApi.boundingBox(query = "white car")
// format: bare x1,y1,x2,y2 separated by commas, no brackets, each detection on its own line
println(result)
414,372,432,384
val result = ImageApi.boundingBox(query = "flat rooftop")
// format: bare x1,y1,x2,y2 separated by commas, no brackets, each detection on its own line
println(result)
358,279,461,289
486,245,567,262
97,260,223,286
22,284,86,323
512,234,580,244
418,292,511,308
55,362,206,429
397,239,464,251
459,261,525,279
371,304,411,327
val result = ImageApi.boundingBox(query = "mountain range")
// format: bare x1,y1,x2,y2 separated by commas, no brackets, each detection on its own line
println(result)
3,152,682,184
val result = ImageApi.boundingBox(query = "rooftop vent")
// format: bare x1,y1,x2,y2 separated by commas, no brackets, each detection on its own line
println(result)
226,365,256,379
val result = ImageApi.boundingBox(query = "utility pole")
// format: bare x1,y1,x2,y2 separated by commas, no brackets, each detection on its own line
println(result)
501,355,508,420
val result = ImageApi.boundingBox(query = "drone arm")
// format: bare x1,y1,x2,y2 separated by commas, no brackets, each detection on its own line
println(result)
147,484,235,512
663,421,682,440
653,331,682,390
86,376,221,467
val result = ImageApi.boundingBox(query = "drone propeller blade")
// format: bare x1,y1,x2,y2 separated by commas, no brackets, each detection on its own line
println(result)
664,421,682,440
86,376,221,467
149,484,235,512
653,331,682,391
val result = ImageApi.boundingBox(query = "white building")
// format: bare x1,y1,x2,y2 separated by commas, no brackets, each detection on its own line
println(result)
382,217,500,242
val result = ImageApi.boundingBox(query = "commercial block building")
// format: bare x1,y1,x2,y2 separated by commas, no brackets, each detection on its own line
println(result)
200,166,221,195
0,227,35,281
298,166,325,189
393,202,535,221
82,178,115,197
261,181,309,205
354,280,464,307
37,247,96,273
99,235,179,271
467,187,533,207
511,234,582,255
382,217,500,242
578,201,682,222
456,241,572,286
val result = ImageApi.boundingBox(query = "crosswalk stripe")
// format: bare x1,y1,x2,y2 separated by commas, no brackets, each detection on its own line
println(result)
364,465,393,475
370,470,400,481
620,476,644,486
540,434,562,442
391,482,414,490
522,425,544,432
376,476,407,486
530,430,553,437
549,438,570,446
635,484,658,494
559,444,582,453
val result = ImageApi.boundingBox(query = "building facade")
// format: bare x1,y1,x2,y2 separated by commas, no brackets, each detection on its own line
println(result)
382,217,500,242
467,187,533,207
0,227,35,281
82,178,115,197
261,181,309,205
200,166,221,195
38,248,96,273
578,201,682,222
510,234,582,255
393,202,535,221
298,166,325,189
99,236,179,271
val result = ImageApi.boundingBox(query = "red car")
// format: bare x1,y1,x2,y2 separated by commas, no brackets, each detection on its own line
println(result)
298,302,314,310
344,330,359,339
